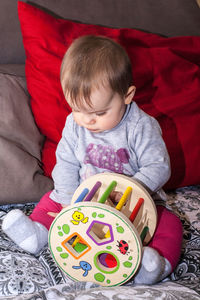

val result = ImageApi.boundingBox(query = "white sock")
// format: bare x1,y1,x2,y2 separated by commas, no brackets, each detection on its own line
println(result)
2,209,48,254
134,247,172,285
160,257,172,281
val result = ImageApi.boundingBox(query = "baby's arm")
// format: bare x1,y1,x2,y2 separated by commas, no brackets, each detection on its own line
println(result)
132,116,171,193
50,115,81,205
47,204,68,218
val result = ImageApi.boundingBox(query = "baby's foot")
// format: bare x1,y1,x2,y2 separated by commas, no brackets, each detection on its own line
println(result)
134,246,171,285
2,209,48,254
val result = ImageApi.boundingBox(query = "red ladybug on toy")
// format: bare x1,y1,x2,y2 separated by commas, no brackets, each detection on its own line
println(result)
117,240,129,255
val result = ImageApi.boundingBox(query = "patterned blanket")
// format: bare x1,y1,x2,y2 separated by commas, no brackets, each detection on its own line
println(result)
0,185,199,299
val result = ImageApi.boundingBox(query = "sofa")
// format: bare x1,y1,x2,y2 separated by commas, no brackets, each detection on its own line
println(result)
0,0,200,299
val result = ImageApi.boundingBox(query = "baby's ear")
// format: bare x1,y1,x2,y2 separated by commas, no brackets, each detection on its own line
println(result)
124,85,136,104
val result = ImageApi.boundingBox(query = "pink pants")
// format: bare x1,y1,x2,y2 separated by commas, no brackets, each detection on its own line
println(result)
30,191,182,270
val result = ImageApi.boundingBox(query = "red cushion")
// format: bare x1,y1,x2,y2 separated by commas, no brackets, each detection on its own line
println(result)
18,1,200,189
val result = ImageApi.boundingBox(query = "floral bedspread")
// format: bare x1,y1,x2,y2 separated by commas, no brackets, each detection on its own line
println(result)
0,185,199,299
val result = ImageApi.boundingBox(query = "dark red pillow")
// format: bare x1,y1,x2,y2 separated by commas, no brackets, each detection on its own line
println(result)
18,1,200,189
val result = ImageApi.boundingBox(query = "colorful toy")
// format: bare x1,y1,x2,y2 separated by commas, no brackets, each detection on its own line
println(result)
49,173,157,286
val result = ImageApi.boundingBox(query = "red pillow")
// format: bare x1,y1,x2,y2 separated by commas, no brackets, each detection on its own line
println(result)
18,1,200,189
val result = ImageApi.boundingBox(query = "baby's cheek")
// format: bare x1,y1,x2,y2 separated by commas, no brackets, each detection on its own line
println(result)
101,117,116,129
73,114,80,125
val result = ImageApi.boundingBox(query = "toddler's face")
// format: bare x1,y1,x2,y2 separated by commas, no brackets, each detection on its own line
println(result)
68,85,135,133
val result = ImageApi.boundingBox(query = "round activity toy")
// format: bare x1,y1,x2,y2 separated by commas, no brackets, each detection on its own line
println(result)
49,173,157,286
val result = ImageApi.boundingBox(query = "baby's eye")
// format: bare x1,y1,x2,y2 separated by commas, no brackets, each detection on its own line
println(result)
72,109,80,113
96,111,106,116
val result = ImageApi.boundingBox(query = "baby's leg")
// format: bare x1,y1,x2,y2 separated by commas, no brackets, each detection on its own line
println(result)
134,205,182,284
148,206,183,272
2,191,62,254
29,191,62,230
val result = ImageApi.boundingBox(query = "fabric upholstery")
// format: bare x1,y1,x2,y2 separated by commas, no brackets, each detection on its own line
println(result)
0,0,200,63
0,65,53,204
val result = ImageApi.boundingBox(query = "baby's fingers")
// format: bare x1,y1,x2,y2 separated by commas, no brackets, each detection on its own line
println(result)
109,191,123,202
47,211,59,218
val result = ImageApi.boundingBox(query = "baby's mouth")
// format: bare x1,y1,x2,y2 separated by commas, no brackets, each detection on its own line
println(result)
87,128,99,132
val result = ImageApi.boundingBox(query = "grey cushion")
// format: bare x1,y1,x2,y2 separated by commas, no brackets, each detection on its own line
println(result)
0,65,53,204
0,0,200,64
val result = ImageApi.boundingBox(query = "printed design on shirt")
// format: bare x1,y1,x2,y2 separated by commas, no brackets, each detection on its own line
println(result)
84,143,130,173
81,166,96,181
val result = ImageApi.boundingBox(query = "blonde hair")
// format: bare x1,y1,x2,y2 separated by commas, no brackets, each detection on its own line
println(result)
60,35,133,107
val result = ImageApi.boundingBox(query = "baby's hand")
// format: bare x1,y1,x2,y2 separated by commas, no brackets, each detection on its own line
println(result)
47,204,68,218
109,191,123,204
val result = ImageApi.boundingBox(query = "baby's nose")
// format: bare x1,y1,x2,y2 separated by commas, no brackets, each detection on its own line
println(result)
84,114,96,125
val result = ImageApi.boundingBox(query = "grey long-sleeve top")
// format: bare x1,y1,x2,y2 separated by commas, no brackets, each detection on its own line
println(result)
50,102,171,205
